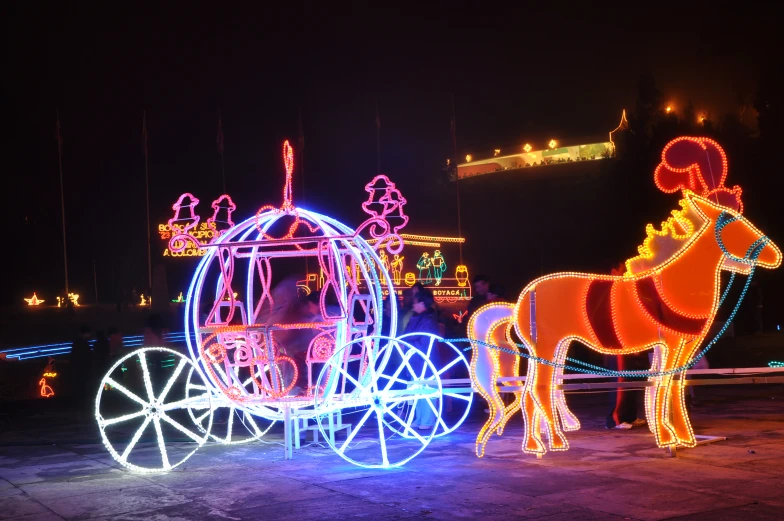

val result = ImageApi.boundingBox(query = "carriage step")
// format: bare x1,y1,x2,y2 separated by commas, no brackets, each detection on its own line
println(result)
293,414,352,449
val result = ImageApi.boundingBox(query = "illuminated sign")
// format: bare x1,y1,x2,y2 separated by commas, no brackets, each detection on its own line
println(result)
39,378,54,398
158,223,211,257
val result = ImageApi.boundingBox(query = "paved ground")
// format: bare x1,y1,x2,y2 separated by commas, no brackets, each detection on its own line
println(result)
1,386,783,521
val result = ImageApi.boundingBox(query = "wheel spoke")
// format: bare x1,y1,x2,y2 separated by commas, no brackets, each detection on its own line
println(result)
384,405,427,445
158,359,187,403
196,409,211,423
392,343,420,385
381,349,416,392
377,374,411,387
328,360,364,391
153,417,170,470
121,416,152,462
100,410,146,427
139,352,156,402
244,412,262,437
437,357,462,376
160,411,203,443
338,407,373,454
105,378,149,407
187,383,208,391
443,392,471,402
376,411,389,467
162,393,211,412
420,337,437,380
424,398,448,433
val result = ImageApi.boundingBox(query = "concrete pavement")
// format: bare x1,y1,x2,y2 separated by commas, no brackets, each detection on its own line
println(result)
1,386,782,520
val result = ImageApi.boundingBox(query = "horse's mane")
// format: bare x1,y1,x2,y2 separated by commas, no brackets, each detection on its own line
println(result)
623,196,705,276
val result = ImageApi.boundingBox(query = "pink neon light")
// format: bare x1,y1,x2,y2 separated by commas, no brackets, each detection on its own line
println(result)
282,140,294,211
361,175,409,233
255,140,321,245
207,194,237,236
169,193,200,235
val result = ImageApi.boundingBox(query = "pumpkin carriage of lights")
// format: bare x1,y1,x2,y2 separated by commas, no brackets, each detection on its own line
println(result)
95,140,472,473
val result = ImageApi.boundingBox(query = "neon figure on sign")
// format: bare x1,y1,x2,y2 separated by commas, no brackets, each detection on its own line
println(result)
455,265,469,287
378,249,390,285
391,254,404,285
432,250,447,286
416,253,433,284
469,136,781,457
39,378,54,397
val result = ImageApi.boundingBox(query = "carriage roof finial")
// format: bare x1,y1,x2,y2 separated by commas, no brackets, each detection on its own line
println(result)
282,140,295,211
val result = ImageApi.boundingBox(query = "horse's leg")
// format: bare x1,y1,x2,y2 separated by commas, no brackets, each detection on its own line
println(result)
521,361,545,454
650,341,680,447
499,344,524,435
552,341,580,432
669,338,701,447
528,336,569,451
474,323,509,457
474,349,506,458
645,345,662,433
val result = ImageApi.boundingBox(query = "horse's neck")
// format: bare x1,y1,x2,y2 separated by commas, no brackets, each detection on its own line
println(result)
656,223,724,317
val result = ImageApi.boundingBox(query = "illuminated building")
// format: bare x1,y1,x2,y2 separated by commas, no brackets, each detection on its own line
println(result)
456,111,626,180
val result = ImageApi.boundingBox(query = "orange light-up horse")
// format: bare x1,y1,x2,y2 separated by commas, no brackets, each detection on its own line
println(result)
469,137,782,457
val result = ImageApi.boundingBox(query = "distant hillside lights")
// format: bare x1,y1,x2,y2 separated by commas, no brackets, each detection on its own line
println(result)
56,293,80,307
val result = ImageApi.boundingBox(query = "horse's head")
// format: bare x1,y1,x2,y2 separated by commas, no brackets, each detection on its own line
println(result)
688,193,782,274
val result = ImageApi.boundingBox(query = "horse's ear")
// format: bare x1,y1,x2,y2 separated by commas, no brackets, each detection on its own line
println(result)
685,191,725,222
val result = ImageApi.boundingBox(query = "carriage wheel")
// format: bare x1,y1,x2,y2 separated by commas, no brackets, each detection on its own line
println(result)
314,335,442,468
95,348,212,473
396,333,473,438
186,366,275,444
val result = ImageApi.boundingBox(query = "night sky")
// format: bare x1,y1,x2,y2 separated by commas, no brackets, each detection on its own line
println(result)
6,3,781,305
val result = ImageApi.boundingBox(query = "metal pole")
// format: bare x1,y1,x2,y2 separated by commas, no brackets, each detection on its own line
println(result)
56,110,69,296
218,109,226,193
143,111,152,291
376,100,381,175
299,108,308,276
93,260,98,303
451,95,464,266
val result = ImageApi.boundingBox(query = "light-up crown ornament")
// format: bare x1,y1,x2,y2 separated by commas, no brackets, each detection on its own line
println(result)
207,194,236,234
357,175,409,254
169,193,201,236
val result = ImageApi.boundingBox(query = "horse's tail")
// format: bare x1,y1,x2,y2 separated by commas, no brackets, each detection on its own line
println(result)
468,302,515,457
